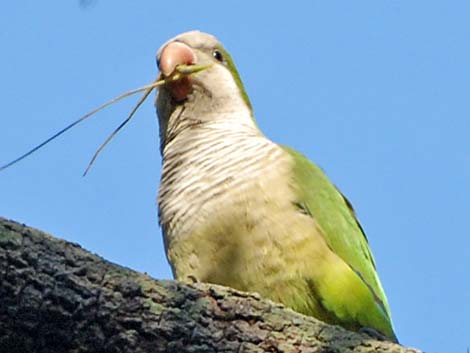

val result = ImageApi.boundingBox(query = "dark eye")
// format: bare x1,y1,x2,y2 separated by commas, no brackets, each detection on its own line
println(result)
212,49,224,62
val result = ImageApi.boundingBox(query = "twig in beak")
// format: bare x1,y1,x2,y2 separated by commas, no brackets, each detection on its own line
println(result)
0,63,211,174
82,63,211,175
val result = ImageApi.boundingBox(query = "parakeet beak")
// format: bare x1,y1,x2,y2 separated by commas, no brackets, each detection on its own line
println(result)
158,41,197,101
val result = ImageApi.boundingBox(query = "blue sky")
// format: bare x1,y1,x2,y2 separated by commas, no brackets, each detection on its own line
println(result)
1,2,468,351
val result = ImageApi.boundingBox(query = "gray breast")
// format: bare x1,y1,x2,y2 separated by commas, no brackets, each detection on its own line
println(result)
158,125,283,241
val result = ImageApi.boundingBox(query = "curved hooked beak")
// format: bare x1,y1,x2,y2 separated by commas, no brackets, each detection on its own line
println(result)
158,42,212,101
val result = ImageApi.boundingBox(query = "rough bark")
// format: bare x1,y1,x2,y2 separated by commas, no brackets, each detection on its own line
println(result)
0,217,420,353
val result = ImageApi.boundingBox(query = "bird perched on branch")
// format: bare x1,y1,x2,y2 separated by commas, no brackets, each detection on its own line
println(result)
155,30,397,342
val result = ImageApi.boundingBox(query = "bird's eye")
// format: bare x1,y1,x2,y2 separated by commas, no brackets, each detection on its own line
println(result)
212,49,224,62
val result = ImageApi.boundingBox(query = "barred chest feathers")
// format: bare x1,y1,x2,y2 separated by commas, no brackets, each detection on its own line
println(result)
157,120,292,282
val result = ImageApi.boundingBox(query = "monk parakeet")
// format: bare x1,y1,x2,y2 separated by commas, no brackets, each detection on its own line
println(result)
155,31,397,342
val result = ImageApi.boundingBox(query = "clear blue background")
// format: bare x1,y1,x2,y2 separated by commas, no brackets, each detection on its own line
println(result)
1,2,468,352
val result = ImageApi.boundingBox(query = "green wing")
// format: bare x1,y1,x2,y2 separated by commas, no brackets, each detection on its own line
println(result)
283,146,396,341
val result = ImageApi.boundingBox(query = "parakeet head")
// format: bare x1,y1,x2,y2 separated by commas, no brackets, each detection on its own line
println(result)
155,31,254,151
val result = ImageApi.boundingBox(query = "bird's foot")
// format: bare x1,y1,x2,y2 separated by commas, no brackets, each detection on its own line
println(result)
184,274,200,284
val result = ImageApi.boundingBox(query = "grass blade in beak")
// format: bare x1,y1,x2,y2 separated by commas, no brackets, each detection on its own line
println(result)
82,64,212,175
0,63,210,173
0,79,163,172
173,63,211,77
82,85,153,176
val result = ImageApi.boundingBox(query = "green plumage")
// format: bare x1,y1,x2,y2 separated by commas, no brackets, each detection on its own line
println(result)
285,147,395,339
156,31,397,342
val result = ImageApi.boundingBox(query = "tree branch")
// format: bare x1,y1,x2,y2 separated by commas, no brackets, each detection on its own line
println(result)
0,217,420,353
